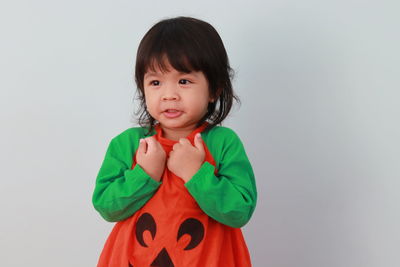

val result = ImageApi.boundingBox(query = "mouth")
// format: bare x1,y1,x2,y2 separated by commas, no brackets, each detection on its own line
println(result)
163,109,183,118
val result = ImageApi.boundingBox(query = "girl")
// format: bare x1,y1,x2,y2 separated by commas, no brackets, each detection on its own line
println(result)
92,16,257,267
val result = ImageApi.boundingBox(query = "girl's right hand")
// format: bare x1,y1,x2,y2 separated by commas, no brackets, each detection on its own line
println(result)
135,136,167,182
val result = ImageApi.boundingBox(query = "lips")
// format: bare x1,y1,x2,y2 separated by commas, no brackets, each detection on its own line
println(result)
164,109,181,112
163,109,183,118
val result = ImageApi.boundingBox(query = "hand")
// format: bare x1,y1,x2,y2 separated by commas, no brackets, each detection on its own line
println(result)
135,136,167,182
167,133,205,182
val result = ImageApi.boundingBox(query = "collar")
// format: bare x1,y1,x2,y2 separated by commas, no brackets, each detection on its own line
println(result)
154,121,209,146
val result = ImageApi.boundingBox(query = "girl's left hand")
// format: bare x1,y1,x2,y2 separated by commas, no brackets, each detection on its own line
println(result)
167,133,205,182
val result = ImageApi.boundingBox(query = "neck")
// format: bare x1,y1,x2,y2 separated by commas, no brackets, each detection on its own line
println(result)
161,126,195,141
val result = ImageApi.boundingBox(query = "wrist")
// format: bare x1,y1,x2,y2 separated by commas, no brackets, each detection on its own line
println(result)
139,164,162,182
182,165,202,183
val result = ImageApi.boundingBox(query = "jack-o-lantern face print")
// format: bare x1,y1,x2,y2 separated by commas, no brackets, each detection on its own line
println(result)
129,212,205,267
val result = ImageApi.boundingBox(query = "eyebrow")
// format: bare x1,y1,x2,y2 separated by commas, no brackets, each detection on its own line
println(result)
144,72,159,78
144,71,198,79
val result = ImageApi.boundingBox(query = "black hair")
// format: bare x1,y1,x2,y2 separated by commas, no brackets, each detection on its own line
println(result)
133,16,241,135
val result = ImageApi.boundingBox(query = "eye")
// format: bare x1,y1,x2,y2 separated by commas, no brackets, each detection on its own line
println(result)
179,79,191,85
149,80,160,86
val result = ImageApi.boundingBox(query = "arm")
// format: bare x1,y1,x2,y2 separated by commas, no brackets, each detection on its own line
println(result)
184,129,257,228
92,136,161,222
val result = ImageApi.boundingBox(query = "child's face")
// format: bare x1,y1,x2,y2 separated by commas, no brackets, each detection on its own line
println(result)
143,60,214,134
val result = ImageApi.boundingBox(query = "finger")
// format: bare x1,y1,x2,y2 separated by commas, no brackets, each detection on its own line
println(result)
145,136,157,153
154,139,166,155
179,137,191,146
137,138,147,154
172,142,181,151
154,138,163,149
194,133,204,152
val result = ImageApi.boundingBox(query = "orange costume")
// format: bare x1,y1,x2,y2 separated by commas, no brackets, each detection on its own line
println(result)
93,122,257,266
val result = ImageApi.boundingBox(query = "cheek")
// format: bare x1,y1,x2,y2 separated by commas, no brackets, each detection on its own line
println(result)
144,93,158,109
189,98,210,115
186,91,208,104
144,99,158,117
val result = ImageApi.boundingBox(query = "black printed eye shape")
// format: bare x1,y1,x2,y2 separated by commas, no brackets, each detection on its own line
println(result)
133,212,205,267
177,218,204,250
135,212,156,247
135,212,204,249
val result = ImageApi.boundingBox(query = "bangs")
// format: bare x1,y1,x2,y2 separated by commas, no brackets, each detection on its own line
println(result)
146,52,198,75
136,19,210,81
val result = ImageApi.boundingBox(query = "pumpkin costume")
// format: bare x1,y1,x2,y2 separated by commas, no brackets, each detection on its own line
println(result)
92,121,257,266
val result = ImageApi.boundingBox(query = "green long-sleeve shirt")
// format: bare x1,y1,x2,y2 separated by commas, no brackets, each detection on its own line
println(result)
92,125,257,228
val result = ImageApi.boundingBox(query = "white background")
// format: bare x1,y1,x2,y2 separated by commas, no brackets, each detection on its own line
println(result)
0,0,399,266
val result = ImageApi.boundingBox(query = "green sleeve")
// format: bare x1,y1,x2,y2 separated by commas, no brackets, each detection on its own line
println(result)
184,127,257,228
92,130,161,222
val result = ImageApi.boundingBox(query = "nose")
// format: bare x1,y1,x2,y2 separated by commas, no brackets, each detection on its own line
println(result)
162,82,179,101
